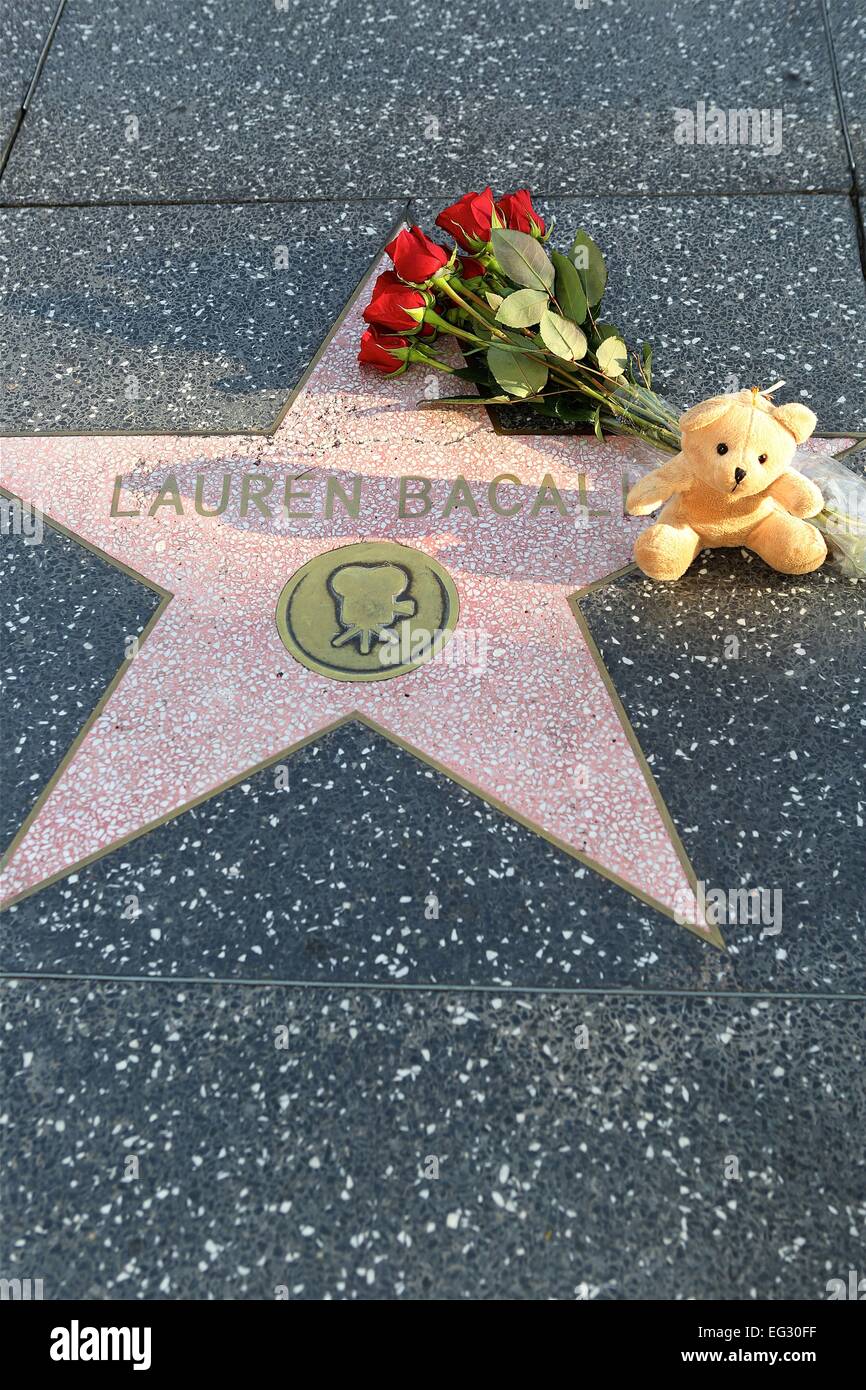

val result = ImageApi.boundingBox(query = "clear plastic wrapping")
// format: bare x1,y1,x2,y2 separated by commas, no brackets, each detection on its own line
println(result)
794,449,866,578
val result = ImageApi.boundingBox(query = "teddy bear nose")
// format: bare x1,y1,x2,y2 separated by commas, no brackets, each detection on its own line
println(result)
734,467,747,484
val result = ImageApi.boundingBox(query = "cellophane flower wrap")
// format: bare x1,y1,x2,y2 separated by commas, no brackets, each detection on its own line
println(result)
794,450,866,577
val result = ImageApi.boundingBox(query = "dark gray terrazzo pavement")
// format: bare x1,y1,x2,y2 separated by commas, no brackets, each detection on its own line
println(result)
827,0,866,190
579,547,866,994
1,704,862,998
0,718,718,990
0,520,162,861
0,0,850,203
0,0,56,159
2,978,862,1301
0,201,406,433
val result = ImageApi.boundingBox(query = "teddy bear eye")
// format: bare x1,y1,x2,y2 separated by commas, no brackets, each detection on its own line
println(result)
758,453,768,464
716,442,728,455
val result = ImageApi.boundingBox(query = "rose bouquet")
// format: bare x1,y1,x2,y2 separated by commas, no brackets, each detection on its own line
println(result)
359,186,682,455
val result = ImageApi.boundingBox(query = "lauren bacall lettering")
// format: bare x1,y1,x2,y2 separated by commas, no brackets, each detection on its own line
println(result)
49,1321,152,1371
109,471,592,522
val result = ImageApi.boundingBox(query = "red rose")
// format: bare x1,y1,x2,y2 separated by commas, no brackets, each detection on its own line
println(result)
363,270,431,334
459,256,487,280
435,188,494,250
358,328,411,375
385,226,450,284
496,189,545,236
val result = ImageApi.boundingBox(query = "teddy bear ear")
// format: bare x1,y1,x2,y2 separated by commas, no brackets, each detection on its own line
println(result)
679,394,737,434
772,402,817,444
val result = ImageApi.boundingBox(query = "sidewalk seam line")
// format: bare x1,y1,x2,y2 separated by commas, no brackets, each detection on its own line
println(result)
0,971,862,1004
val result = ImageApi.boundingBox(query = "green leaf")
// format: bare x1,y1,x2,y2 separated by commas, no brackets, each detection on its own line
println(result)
593,321,622,346
569,230,607,306
495,288,549,328
491,228,555,293
554,397,596,424
484,291,504,310
596,335,628,379
591,407,605,442
488,332,547,353
551,250,587,324
487,345,549,398
538,308,588,361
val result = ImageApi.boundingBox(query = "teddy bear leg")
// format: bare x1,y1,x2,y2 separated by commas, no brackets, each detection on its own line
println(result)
746,512,827,575
633,520,702,581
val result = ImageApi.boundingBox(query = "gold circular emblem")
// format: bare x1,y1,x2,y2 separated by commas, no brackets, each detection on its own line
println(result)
275,540,460,682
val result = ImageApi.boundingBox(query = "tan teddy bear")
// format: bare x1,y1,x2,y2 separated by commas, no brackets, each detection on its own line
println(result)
625,388,827,581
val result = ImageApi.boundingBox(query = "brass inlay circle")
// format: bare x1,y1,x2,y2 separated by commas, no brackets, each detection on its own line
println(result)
275,540,460,682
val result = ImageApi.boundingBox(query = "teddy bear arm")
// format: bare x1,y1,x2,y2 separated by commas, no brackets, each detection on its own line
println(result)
766,469,824,519
625,454,691,516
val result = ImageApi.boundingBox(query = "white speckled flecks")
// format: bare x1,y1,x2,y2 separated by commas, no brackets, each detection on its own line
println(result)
9,260,847,922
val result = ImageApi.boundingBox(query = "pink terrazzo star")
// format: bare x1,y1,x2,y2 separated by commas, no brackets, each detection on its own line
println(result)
0,258,729,937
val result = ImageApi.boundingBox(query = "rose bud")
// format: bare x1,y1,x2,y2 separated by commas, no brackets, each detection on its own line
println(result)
358,328,412,375
459,256,487,280
495,189,546,237
363,270,433,334
398,303,443,344
435,188,494,251
385,226,451,285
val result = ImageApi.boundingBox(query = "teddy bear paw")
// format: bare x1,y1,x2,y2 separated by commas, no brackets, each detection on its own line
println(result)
748,516,827,575
634,523,702,581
